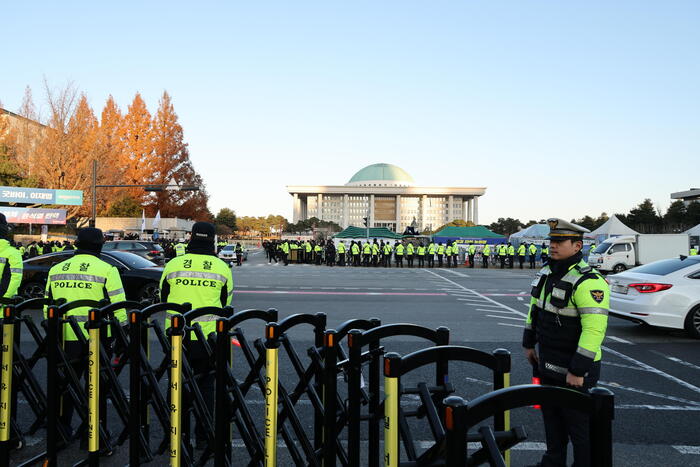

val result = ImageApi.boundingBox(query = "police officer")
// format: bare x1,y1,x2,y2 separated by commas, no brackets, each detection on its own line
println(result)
691,245,698,256
175,241,187,257
44,228,126,439
417,242,425,268
406,241,415,267
394,241,404,268
0,214,23,300
482,244,490,268
517,243,526,269
507,242,515,269
523,219,608,467
427,241,436,268
235,242,243,266
160,222,233,449
541,243,549,265
337,240,346,266
468,243,476,268
372,239,380,267
529,243,538,269
436,243,445,268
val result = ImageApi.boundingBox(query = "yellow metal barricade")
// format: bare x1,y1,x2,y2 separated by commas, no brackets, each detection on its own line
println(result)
0,305,15,459
169,314,185,467
264,323,280,466
383,353,400,467
87,309,101,465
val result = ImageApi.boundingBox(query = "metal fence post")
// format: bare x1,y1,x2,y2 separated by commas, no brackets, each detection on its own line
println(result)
215,317,232,467
383,353,401,467
44,304,61,467
129,310,143,466
322,329,338,467
590,387,615,467
264,323,280,467
346,329,362,466
492,348,511,466
0,305,15,465
444,396,467,467
169,314,186,467
86,308,102,466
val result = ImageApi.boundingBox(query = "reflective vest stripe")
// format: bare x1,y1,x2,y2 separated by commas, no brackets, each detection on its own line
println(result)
165,271,228,283
50,273,107,284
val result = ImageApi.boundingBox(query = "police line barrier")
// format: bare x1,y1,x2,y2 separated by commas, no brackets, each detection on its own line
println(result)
443,385,615,467
382,346,514,467
0,297,616,467
346,324,450,467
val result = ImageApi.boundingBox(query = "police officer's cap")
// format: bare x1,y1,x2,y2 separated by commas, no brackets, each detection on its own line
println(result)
547,218,589,240
76,228,105,248
191,222,216,242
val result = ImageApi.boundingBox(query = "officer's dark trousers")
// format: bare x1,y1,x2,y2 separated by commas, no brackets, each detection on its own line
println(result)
468,254,475,268
518,256,525,269
236,254,242,266
530,257,536,269
437,255,443,267
396,256,403,268
482,256,489,268
338,254,345,266
540,376,592,467
407,255,413,267
427,256,434,268
363,255,370,267
418,256,424,267
509,255,515,268
453,256,458,267
500,256,505,268
60,341,87,432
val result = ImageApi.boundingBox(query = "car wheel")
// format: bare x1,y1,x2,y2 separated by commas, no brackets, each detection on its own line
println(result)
612,264,627,274
684,306,700,339
137,282,160,304
22,281,45,299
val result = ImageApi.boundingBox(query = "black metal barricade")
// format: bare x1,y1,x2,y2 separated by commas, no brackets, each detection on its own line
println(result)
317,318,381,467
443,385,615,467
382,346,514,467
127,301,192,465
345,324,450,467
257,313,326,466
213,308,278,467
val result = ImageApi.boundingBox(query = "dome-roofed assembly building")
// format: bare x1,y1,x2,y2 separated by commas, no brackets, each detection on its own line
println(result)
287,163,486,233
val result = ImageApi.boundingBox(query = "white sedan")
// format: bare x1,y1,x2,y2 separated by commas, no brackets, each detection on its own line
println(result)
608,255,700,338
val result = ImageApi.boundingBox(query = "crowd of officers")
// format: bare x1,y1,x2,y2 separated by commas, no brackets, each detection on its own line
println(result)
263,238,550,269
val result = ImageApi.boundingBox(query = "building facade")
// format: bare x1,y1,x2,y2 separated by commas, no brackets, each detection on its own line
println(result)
287,163,486,233
671,188,700,206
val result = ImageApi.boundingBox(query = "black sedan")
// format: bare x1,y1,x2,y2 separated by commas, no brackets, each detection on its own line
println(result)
20,250,163,303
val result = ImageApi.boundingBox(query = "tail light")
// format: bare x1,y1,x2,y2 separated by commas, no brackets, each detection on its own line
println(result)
150,250,161,255
532,377,541,409
628,283,673,293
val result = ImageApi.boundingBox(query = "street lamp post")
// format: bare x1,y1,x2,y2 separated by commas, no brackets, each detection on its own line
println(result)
90,160,199,227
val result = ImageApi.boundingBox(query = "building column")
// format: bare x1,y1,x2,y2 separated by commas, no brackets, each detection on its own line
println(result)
343,194,349,228
369,194,375,228
467,198,473,223
473,196,479,225
421,195,428,232
448,195,454,222
292,193,300,223
317,193,323,220
300,196,307,220
463,199,469,222
395,195,401,233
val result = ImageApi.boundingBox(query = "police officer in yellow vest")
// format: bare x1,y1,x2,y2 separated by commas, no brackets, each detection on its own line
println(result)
0,214,23,300
436,243,445,267
337,241,346,266
481,244,490,268
529,243,538,269
394,241,405,268
44,227,126,437
523,219,608,467
427,242,436,268
362,241,372,267
406,241,415,267
174,241,186,257
468,243,477,268
416,243,425,268
517,243,526,269
160,222,233,449
689,246,697,256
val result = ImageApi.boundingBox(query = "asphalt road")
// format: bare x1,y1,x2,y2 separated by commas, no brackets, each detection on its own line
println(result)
9,248,700,466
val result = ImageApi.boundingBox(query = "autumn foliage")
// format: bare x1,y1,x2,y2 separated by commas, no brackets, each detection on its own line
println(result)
0,83,210,221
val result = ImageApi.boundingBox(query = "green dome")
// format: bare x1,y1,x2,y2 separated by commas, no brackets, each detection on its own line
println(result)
347,163,415,187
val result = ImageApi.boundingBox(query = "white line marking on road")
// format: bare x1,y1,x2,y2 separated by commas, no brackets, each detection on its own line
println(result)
619,405,700,411
603,361,651,372
488,315,523,321
673,445,700,454
598,381,700,406
423,270,529,319
650,351,700,372
517,297,524,301
442,269,470,278
607,336,634,344
497,323,524,328
602,346,700,396
476,309,515,314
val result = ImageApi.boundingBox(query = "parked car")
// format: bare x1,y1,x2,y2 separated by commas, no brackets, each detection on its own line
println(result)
609,255,700,338
103,240,165,265
20,250,163,303
218,244,248,264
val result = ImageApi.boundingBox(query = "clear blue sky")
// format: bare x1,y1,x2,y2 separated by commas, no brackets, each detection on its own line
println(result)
3,1,699,224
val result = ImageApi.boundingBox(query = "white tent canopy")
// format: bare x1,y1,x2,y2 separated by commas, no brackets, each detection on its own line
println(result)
509,224,550,246
685,223,700,236
588,215,639,238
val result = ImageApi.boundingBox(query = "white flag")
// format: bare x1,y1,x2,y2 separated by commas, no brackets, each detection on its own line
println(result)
153,210,161,229
141,209,146,232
